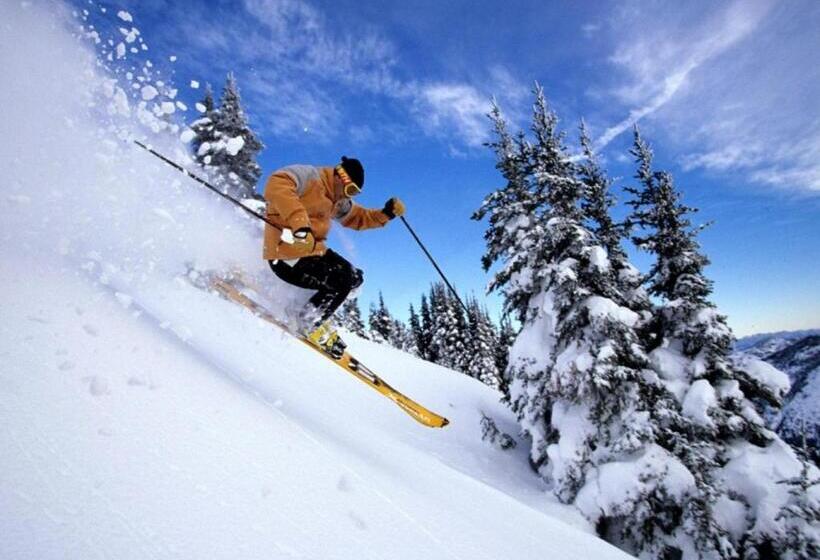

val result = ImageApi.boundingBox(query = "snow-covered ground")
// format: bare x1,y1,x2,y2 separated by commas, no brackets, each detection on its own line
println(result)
1,252,632,560
0,3,631,559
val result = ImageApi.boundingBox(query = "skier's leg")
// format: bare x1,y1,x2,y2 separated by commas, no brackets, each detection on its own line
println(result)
269,249,362,326
292,249,363,324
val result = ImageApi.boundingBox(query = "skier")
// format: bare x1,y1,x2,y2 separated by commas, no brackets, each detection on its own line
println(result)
263,156,405,358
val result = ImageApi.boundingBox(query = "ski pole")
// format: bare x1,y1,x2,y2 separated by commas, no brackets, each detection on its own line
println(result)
399,216,469,314
133,140,282,231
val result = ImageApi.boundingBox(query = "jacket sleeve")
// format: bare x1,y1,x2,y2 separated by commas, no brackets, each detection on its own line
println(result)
263,171,311,231
337,201,390,231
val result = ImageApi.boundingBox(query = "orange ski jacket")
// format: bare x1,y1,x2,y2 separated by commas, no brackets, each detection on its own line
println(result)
262,165,389,260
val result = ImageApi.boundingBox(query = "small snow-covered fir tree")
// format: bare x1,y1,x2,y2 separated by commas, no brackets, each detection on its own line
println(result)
407,304,424,358
188,84,219,168
368,292,394,344
419,294,435,362
389,318,408,351
428,283,470,372
466,298,502,389
338,298,368,339
495,316,516,396
192,73,263,200
451,293,472,373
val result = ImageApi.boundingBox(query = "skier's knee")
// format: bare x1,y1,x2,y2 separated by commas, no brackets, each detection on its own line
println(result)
351,268,363,290
346,268,364,299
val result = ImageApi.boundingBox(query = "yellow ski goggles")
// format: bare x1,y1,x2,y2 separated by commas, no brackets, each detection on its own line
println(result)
335,165,362,197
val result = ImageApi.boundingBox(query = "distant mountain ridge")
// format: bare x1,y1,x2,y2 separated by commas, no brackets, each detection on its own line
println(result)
735,328,820,352
737,329,820,465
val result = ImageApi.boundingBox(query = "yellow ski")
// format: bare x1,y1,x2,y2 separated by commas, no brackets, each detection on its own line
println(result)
206,277,449,429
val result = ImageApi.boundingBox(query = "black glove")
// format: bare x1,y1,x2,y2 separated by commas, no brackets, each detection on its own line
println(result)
382,197,405,220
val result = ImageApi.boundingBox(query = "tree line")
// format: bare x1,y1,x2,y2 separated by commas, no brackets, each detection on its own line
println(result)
337,286,517,392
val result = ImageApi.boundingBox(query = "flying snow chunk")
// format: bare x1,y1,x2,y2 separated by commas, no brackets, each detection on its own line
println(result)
112,87,130,116
169,55,177,62
141,85,159,101
121,27,139,43
117,10,133,22
225,136,245,156
180,129,196,143
115,42,126,59
195,102,206,113
190,80,200,89
160,101,175,115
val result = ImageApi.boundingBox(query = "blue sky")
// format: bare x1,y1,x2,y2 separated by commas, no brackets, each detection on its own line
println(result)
77,0,819,336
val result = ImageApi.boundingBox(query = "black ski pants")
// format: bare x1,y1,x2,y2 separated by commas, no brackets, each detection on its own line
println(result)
269,249,363,326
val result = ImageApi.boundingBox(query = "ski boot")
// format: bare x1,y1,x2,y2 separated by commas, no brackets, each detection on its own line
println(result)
304,321,347,359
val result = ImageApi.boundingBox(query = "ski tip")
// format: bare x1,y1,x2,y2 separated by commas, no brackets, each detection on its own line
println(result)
433,417,450,428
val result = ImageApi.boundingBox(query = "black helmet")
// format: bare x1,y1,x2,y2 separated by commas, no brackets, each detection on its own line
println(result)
340,156,364,188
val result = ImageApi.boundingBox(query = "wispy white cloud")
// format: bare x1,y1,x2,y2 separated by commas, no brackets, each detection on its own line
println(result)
241,0,400,92
159,0,521,151
581,22,601,37
595,0,820,192
413,83,493,148
595,0,773,150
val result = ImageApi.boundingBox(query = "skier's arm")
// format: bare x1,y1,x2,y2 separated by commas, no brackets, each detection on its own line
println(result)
263,171,310,232
335,200,390,231
336,198,405,230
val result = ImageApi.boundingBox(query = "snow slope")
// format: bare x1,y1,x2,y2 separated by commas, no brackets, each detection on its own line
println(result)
0,3,630,559
1,252,631,560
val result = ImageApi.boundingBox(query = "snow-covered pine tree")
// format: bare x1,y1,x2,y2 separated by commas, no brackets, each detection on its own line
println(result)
428,283,470,372
419,294,435,362
578,120,654,343
408,304,424,358
451,291,472,373
466,298,502,389
495,316,516,396
578,122,624,259
472,98,539,323
427,284,450,367
389,318,408,351
626,126,818,559
368,292,394,344
189,84,219,168
338,298,368,339
200,73,264,200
